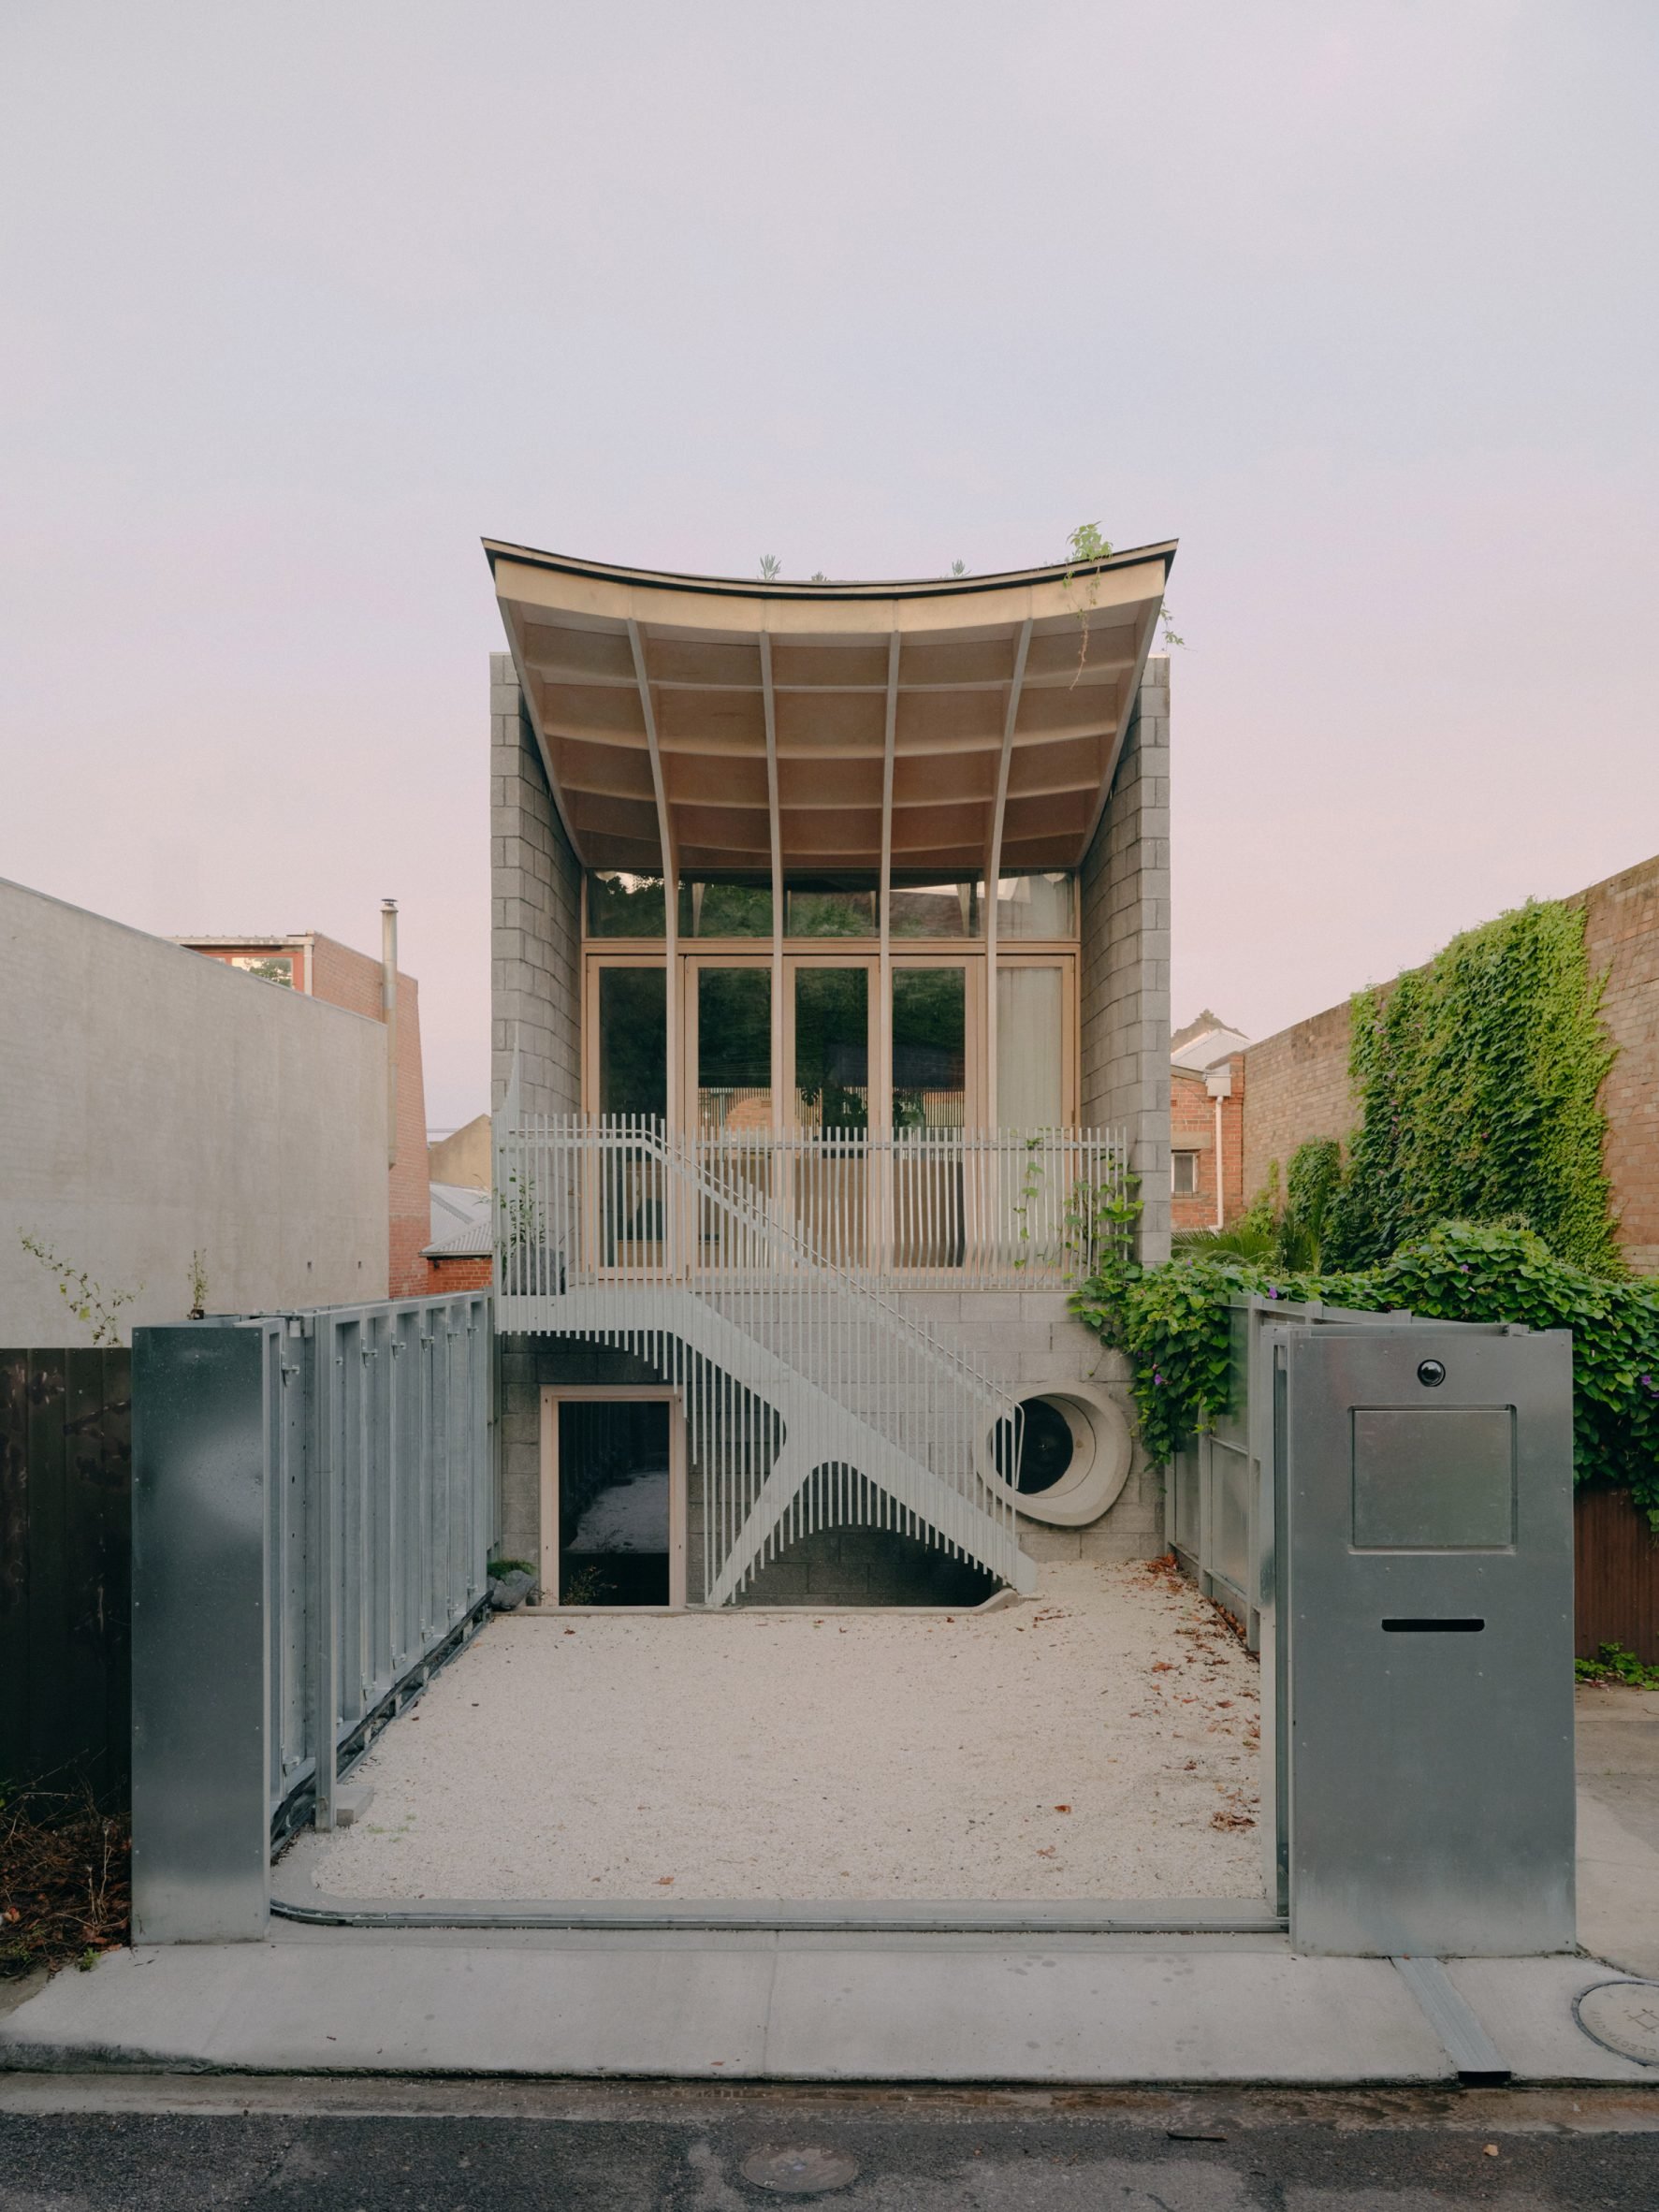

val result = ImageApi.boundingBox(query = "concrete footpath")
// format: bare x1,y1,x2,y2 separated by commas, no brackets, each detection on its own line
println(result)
0,1923,1652,2087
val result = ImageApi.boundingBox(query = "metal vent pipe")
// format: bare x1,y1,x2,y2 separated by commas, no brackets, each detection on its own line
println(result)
381,898,398,1169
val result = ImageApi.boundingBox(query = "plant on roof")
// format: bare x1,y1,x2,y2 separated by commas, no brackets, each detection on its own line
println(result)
1061,520,1183,685
759,554,782,580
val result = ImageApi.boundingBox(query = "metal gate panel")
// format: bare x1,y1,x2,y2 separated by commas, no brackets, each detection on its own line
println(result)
133,1292,492,1943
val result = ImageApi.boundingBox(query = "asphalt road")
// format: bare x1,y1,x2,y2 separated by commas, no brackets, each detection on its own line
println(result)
2,2081,1657,2210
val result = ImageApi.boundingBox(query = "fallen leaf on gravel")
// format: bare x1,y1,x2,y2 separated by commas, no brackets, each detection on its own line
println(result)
1054,1805,1070,1813
656,1875,675,1885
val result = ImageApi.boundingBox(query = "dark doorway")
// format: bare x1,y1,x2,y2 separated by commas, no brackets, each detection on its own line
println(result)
556,1398,674,1607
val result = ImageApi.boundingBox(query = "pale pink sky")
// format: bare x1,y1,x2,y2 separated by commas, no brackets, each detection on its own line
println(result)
3,4,1655,1125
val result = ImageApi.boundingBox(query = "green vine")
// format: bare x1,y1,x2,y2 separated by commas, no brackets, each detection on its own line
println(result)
19,1234,138,1345
1324,898,1619,1273
1071,1218,1659,1525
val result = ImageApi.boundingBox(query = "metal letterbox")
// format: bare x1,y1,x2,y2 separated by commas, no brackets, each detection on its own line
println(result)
1273,1323,1575,1957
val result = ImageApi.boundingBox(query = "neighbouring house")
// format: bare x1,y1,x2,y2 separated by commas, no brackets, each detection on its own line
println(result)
1240,850,1659,1274
1169,1011,1249,1233
424,1180,493,1291
178,908,435,1296
1,876,388,1340
429,1113,490,1190
488,537,1175,1608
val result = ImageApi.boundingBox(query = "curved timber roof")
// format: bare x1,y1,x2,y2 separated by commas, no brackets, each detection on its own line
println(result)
485,538,1176,880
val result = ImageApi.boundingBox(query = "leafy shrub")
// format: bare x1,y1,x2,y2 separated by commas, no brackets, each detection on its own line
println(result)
1071,1220,1659,1522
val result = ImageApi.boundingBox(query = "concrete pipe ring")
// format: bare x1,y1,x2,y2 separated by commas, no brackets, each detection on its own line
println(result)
980,1385,1133,1527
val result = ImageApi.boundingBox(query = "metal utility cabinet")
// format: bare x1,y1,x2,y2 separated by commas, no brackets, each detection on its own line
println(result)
1268,1316,1576,1957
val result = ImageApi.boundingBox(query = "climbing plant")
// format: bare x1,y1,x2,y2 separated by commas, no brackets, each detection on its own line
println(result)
1323,899,1620,1273
1070,1218,1659,1525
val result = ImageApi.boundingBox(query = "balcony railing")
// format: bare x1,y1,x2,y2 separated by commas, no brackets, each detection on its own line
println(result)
495,1117,1128,1296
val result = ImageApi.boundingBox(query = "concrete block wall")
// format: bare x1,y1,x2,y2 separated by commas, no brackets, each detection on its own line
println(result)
1081,655,1171,1265
490,653,581,1118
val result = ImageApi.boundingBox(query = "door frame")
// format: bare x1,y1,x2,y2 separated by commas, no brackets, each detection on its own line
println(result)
538,1385,688,1611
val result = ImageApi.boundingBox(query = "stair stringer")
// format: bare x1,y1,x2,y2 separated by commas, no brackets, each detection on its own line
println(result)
541,1287,1037,1602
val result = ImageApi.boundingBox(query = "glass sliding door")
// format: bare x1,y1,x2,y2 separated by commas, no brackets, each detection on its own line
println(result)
996,964,1065,1129
691,962,774,1253
693,965,772,1134
892,965,968,1268
595,965,667,1265
790,964,869,1265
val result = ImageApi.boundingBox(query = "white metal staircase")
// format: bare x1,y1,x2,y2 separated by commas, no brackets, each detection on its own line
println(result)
494,1113,1040,1601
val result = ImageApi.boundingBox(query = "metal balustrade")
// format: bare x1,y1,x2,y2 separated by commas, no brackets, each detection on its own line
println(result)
494,1116,1128,1599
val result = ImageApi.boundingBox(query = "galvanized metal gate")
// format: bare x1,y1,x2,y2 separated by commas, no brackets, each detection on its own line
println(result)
132,1292,492,1943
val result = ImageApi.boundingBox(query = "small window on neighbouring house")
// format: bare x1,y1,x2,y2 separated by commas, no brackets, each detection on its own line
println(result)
229,954,294,988
1172,1151,1199,1197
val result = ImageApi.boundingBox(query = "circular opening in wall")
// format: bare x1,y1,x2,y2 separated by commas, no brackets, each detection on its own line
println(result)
992,1397,1074,1494
979,1388,1133,1528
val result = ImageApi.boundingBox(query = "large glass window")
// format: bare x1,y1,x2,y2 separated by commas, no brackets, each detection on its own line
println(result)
598,968,667,1118
889,879,979,939
997,965,1064,1128
696,968,772,1132
588,872,667,938
793,968,869,1129
992,872,1075,939
892,968,967,1132
785,879,878,938
679,879,773,938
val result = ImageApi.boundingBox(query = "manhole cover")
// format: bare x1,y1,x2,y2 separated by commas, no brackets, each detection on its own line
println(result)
740,2145,861,2194
1574,1979,1659,2066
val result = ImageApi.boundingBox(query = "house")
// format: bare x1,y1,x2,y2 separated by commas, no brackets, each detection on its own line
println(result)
487,541,1176,1608
423,1179,493,1291
1170,1011,1250,1232
178,906,435,1296
1,876,388,1339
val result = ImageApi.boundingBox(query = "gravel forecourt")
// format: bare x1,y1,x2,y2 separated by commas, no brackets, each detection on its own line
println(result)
293,1559,1264,1903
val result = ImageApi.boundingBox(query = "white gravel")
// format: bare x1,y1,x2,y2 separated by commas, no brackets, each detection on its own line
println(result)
294,1560,1264,1903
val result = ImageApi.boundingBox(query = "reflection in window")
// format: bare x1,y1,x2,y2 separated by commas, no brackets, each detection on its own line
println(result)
697,968,772,1131
229,954,294,988
892,968,966,1131
992,873,1075,939
1172,1151,1199,1197
588,872,667,938
793,968,868,1130
679,880,773,938
888,880,979,939
785,879,878,938
599,968,667,1118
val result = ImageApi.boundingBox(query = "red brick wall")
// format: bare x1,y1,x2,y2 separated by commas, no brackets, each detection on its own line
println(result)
429,1256,492,1294
1585,853,1659,1273
1171,1060,1245,1230
309,936,432,1297
1240,850,1659,1269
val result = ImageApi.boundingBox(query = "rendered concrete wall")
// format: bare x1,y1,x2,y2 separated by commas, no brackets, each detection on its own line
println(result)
491,654,582,1118
1081,655,1171,1264
905,1289,1164,1564
0,878,388,1341
429,1113,490,1191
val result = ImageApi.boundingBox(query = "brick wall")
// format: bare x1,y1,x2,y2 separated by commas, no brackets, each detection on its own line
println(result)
1241,850,1659,1270
1586,852,1659,1273
490,653,582,1118
308,935,431,1297
1171,1059,1246,1231
1080,655,1171,1263
428,1254,492,1294
1239,998,1356,1207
